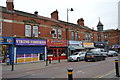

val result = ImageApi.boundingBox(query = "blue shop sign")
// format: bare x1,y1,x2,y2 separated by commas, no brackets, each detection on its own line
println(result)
0,36,13,44
15,38,46,46
112,44,118,48
94,42,105,48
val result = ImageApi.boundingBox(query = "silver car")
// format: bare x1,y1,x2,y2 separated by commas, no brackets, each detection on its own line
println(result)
68,51,86,62
107,50,118,57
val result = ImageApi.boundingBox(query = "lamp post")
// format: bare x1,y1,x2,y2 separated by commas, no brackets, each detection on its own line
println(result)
67,8,74,60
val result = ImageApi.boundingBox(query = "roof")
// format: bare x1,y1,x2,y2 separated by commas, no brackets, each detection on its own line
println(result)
97,20,104,27
1,6,94,31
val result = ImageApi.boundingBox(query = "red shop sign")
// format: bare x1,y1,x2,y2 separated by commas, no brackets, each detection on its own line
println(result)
47,39,68,47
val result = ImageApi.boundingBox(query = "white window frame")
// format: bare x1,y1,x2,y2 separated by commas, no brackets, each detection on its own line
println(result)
72,32,75,40
0,22,2,36
75,32,78,40
33,26,38,37
25,25,31,37
58,28,62,39
86,34,90,41
52,28,57,38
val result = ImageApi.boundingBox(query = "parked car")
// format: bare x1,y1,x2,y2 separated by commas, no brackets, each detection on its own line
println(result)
85,51,107,62
90,48,108,56
107,50,118,57
68,51,86,62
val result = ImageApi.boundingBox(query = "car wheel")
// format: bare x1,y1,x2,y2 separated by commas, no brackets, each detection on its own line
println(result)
93,59,97,62
85,59,88,62
77,58,80,62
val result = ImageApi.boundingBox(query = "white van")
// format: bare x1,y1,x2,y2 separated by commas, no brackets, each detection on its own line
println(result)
90,48,108,56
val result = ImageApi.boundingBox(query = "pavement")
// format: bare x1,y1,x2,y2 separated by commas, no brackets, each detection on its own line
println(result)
1,59,120,79
2,59,67,72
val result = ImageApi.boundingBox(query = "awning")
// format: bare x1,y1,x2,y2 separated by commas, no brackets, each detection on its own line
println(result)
69,45,85,50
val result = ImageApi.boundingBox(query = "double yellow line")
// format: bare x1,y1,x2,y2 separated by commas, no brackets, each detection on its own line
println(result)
93,69,115,78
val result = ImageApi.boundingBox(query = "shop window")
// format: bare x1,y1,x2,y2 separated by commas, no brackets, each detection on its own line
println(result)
33,26,38,37
52,28,57,38
25,25,31,37
72,32,75,40
58,29,62,39
47,49,53,55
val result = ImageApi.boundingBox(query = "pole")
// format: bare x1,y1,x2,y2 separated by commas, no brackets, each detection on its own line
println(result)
67,68,73,80
11,60,14,71
115,60,119,77
46,58,48,66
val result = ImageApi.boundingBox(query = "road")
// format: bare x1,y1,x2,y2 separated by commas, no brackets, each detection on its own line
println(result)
2,56,119,79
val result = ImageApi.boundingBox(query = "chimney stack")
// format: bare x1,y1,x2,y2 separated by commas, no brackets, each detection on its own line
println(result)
77,18,85,27
51,10,59,20
6,0,14,11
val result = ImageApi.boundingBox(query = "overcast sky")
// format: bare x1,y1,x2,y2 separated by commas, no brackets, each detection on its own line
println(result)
0,0,119,30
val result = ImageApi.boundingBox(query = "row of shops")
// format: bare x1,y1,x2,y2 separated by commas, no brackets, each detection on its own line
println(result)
1,36,119,64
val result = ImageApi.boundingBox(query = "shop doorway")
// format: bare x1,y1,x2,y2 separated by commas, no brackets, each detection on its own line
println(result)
2,45,10,62
39,53,44,60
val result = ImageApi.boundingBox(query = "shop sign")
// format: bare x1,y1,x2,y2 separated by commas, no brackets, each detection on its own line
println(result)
94,42,105,47
83,42,94,48
47,39,68,47
69,41,82,47
15,38,46,46
0,37,13,44
112,44,119,48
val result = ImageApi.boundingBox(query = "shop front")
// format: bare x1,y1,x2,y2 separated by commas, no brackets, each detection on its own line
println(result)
83,42,94,51
47,39,68,60
112,44,120,52
15,38,46,64
69,41,84,55
94,42,106,48
0,36,14,64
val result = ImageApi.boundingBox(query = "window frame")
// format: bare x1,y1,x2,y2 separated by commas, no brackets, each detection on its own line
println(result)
52,28,57,38
58,28,62,39
33,25,38,37
72,32,75,40
25,25,31,37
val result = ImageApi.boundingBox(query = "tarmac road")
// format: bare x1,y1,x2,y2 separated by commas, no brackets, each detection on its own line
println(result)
2,56,120,79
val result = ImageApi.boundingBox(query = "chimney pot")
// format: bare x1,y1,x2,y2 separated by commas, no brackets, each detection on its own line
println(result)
51,10,59,20
6,0,14,11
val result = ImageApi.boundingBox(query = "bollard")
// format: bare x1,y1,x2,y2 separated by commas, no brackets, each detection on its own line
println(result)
46,59,48,66
49,58,52,64
115,60,119,77
67,68,73,80
11,60,14,71
58,54,60,63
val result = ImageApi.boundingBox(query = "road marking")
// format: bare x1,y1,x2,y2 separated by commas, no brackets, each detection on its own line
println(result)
76,70,85,74
93,69,115,78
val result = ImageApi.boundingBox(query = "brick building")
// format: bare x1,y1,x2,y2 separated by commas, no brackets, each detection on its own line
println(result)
0,0,120,64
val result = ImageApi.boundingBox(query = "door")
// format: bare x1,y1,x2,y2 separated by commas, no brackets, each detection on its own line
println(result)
52,48,62,60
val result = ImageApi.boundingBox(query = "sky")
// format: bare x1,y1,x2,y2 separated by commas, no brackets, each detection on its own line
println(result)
0,0,119,30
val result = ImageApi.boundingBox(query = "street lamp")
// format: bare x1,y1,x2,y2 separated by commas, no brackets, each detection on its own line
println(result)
67,8,74,60
67,8,74,22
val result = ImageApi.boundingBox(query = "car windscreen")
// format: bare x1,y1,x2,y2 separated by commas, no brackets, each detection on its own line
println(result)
72,52,79,55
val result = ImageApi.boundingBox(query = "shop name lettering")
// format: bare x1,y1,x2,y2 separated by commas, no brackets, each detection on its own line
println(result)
51,41,66,43
16,40,46,44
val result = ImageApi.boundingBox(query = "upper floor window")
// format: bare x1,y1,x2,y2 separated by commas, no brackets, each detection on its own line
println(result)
33,26,38,37
86,34,90,41
52,28,57,38
75,32,78,40
25,25,31,37
72,32,75,40
58,29,62,39
104,34,108,38
0,22,2,36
